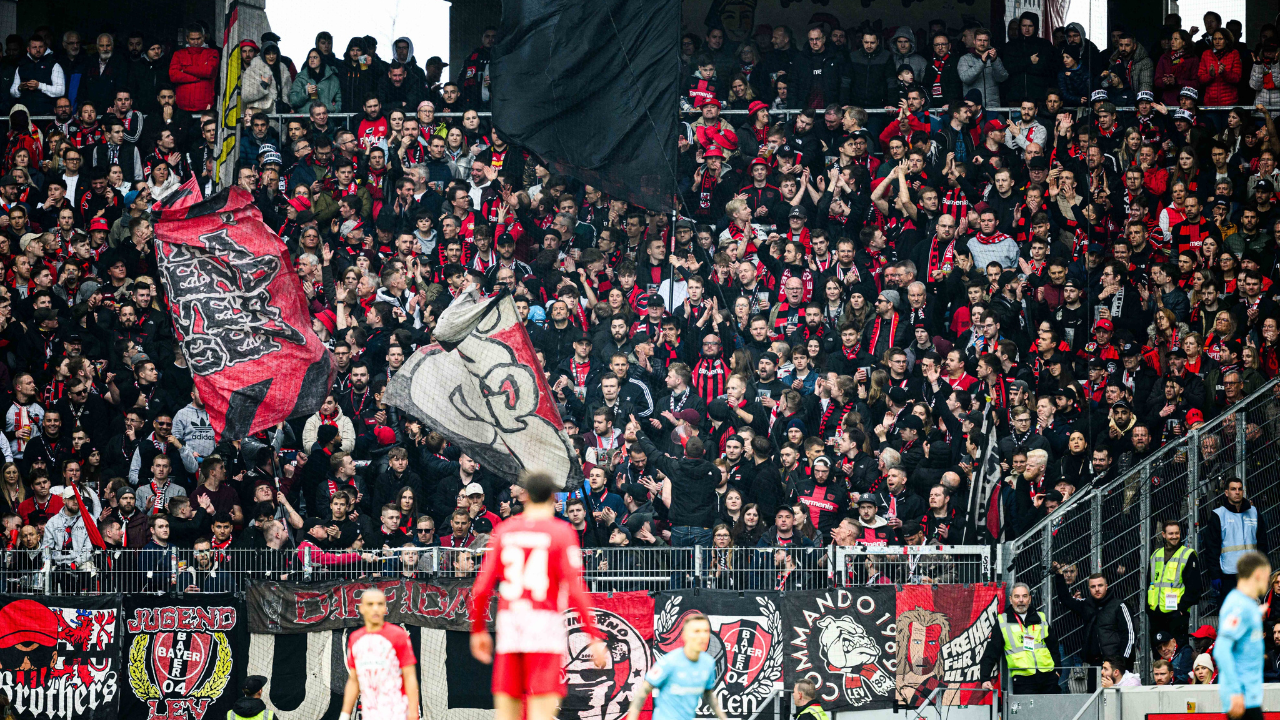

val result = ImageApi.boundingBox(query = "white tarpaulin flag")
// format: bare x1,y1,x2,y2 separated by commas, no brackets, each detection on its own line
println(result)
385,287,580,486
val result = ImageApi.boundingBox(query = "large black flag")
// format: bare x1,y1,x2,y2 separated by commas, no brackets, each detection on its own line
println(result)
490,0,679,211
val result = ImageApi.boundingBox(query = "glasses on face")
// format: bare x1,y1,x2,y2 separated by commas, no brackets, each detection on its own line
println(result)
418,527,434,534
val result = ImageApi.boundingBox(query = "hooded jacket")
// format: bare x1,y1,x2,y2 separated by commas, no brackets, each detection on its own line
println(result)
889,28,927,87
337,37,375,114
1003,13,1058,101
1066,23,1106,76
391,36,429,89
1107,41,1154,95
289,61,342,113
634,434,718,529
241,55,278,112
230,696,269,720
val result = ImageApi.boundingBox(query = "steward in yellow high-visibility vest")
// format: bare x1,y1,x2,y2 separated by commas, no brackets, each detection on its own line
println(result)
978,583,1061,694
793,680,831,720
229,675,275,720
1146,519,1201,645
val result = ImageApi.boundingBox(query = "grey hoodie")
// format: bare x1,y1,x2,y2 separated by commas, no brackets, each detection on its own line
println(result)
889,28,927,89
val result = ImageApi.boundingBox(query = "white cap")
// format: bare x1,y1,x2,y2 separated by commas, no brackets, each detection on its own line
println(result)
464,482,485,496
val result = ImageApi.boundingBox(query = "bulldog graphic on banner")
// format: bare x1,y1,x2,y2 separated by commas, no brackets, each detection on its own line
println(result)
781,588,896,712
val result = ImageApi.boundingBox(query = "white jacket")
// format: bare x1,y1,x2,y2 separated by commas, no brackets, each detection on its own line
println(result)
302,412,355,453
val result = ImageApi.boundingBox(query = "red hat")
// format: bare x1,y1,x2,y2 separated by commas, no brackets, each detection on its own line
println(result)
239,40,260,52
697,97,722,109
1190,624,1217,640
747,100,769,115
288,196,312,213
703,146,725,159
983,118,1007,133
1187,408,1205,425
1094,319,1114,332
89,217,109,232
314,309,337,335
0,599,59,648
374,426,397,446
749,157,770,167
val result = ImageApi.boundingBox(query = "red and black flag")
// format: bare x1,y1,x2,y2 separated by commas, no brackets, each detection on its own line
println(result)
152,177,334,440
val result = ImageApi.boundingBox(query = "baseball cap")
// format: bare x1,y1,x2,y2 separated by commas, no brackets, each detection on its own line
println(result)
983,118,1006,133
789,205,808,220
1186,408,1205,425
1256,179,1275,193
464,482,485,496
425,56,448,68
1120,342,1140,357
856,493,879,506
1111,400,1132,411
1027,156,1048,170
674,409,702,425
1153,631,1175,644
760,351,780,365
697,97,722,109
243,675,268,695
1094,318,1114,332
899,415,924,432
1063,278,1083,290
1190,624,1217,640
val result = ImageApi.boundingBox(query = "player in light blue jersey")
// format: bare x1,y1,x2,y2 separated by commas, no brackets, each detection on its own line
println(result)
628,614,727,720
1214,550,1270,719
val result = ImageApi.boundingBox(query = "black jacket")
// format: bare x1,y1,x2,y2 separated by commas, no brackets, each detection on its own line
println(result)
634,434,717,529
1053,573,1136,664
790,46,850,108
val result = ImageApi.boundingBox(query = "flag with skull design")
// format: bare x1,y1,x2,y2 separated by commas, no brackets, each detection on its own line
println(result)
153,177,335,441
385,285,579,486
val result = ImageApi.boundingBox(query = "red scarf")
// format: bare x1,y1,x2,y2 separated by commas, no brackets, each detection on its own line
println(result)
926,235,955,279
866,313,900,353
149,480,168,513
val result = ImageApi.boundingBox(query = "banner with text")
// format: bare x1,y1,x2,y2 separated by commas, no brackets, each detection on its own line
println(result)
895,584,1003,708
246,579,478,633
780,588,897,713
654,592,783,720
0,594,120,720
119,595,248,720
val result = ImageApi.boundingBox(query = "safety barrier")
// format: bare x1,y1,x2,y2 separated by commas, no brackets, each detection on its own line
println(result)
4,542,998,595
999,377,1280,674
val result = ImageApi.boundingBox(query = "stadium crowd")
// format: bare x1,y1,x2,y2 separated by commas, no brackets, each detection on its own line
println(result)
0,2,1275,686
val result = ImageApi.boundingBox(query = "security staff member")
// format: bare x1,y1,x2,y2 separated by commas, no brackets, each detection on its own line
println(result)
793,680,829,720
979,582,1062,694
1146,518,1201,646
229,675,273,720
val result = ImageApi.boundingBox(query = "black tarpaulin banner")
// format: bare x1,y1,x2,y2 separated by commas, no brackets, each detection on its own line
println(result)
780,588,897,712
119,595,248,720
0,594,121,720
653,591,782,720
490,0,679,211
246,578,479,633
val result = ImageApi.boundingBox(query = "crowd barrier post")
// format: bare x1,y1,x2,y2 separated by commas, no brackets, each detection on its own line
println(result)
1237,408,1249,487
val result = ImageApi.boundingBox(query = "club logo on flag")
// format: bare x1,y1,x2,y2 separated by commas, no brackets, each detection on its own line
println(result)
561,609,651,720
128,631,232,714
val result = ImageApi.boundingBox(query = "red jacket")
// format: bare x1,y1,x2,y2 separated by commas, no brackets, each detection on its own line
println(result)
1196,48,1242,106
169,45,220,111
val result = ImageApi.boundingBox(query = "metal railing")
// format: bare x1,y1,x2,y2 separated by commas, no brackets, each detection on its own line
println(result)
1000,378,1280,672
2,543,998,595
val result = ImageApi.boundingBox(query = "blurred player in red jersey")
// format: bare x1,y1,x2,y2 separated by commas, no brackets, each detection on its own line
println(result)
470,471,608,720
342,589,420,720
